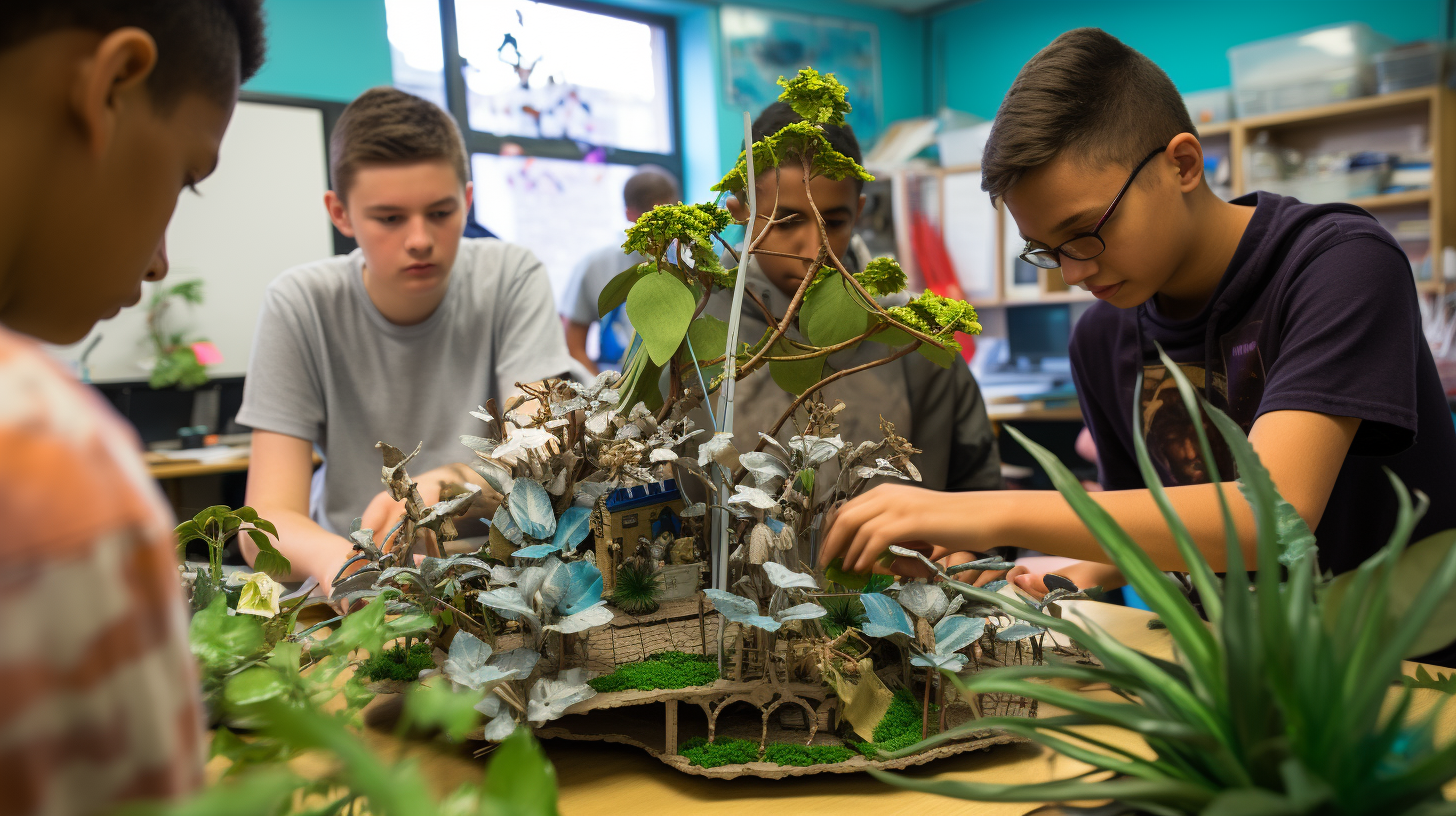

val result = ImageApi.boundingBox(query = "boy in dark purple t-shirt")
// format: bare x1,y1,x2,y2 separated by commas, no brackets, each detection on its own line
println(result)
817,28,1456,661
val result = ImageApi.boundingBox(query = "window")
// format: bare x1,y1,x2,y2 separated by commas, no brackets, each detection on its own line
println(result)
385,0,681,298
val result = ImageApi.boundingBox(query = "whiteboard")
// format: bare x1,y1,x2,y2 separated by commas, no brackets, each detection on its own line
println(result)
48,100,335,382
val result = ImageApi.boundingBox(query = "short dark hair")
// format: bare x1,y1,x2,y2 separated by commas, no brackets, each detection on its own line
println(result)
623,166,680,212
0,1,266,109
751,100,865,191
981,28,1195,201
329,87,470,201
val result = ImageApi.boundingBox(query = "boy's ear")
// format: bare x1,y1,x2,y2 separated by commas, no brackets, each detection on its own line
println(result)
70,28,159,157
323,190,355,237
856,192,867,220
724,195,747,224
464,180,474,214
1166,133,1205,194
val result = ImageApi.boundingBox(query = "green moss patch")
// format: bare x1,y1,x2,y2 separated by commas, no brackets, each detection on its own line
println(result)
359,642,433,682
589,651,718,693
678,737,856,769
848,688,939,758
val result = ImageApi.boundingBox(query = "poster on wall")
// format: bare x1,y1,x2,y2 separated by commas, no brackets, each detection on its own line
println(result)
720,6,882,148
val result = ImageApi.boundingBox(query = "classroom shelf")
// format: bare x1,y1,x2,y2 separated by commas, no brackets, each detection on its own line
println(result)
1236,85,1436,131
1348,189,1433,210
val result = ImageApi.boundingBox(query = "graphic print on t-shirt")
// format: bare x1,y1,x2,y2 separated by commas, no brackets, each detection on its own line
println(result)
1140,363,1236,486
1140,322,1268,487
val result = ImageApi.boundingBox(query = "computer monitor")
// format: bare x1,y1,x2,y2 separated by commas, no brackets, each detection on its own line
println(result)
1006,304,1071,367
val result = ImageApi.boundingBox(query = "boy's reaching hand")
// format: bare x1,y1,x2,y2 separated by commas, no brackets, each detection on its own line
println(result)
819,482,990,573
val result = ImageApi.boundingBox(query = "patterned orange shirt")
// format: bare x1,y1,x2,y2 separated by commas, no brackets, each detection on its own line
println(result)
0,327,203,815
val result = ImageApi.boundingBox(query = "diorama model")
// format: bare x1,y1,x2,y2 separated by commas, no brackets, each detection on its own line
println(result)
313,69,1091,778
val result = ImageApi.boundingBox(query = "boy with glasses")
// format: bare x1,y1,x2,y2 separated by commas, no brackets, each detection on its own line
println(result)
819,29,1456,662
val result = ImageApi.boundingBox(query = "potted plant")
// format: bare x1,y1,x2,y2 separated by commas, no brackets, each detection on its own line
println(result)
871,347,1456,814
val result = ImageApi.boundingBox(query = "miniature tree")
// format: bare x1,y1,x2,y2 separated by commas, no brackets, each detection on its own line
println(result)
603,68,982,438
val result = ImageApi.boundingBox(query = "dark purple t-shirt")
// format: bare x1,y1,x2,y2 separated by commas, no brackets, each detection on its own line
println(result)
1071,192,1456,657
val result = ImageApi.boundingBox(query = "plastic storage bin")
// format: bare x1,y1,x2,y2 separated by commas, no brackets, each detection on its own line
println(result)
1229,23,1395,117
1183,87,1232,125
1375,41,1444,93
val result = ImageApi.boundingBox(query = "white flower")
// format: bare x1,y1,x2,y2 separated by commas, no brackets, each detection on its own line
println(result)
230,571,284,618
492,427,560,465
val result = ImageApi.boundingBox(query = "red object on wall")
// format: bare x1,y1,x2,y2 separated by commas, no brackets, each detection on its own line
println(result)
908,210,975,362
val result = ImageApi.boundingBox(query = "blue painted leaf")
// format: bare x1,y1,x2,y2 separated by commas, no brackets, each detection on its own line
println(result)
508,478,557,540
703,589,781,632
511,543,560,559
492,504,524,545
558,559,604,615
980,579,1009,593
910,652,969,671
552,506,592,552
860,592,913,638
995,622,1044,642
934,615,986,654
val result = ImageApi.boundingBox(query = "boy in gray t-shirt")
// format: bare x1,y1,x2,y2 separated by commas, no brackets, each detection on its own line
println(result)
237,88,572,594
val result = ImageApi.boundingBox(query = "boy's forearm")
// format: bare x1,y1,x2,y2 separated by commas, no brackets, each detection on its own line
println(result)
241,504,355,588
987,481,1256,571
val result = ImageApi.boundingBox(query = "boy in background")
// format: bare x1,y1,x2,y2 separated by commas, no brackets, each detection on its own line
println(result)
238,88,573,596
706,101,1001,503
563,166,680,375
820,29,1456,667
0,2,263,812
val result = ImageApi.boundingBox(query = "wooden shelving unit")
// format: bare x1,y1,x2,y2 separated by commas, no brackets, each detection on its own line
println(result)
1207,83,1452,296
920,85,1454,306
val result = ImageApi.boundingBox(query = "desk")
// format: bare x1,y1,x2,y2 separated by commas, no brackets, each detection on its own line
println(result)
145,449,252,480
306,601,1456,815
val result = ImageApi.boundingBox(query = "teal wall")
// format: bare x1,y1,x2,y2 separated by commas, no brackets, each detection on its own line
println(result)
929,0,1447,121
245,0,393,102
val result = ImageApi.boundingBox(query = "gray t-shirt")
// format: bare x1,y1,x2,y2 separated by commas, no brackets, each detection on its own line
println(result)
236,238,574,534
562,245,645,367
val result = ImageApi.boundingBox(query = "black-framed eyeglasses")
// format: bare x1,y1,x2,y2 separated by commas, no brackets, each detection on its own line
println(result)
1019,147,1165,270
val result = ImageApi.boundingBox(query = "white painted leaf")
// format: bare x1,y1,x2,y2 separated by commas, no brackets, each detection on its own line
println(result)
527,669,597,723
477,587,535,621
739,452,791,486
699,433,740,470
680,502,706,518
545,601,613,633
649,448,678,463
726,485,777,510
762,561,818,590
488,647,540,681
493,428,559,465
776,602,827,622
897,581,949,623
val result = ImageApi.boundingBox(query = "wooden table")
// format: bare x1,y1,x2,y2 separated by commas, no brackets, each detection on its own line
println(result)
333,601,1456,815
145,449,252,480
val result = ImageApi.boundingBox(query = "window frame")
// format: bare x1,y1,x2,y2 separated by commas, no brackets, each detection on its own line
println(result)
436,0,684,183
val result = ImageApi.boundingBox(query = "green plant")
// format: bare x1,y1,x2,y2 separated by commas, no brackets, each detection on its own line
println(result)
588,651,718,692
610,559,664,616
871,347,1456,815
604,68,980,426
175,505,290,612
360,642,435,682
818,595,867,637
762,742,856,767
146,279,211,389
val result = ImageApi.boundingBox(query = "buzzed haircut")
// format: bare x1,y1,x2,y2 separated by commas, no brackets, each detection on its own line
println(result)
0,1,266,109
329,87,470,201
623,166,680,212
981,28,1196,201
751,100,865,191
